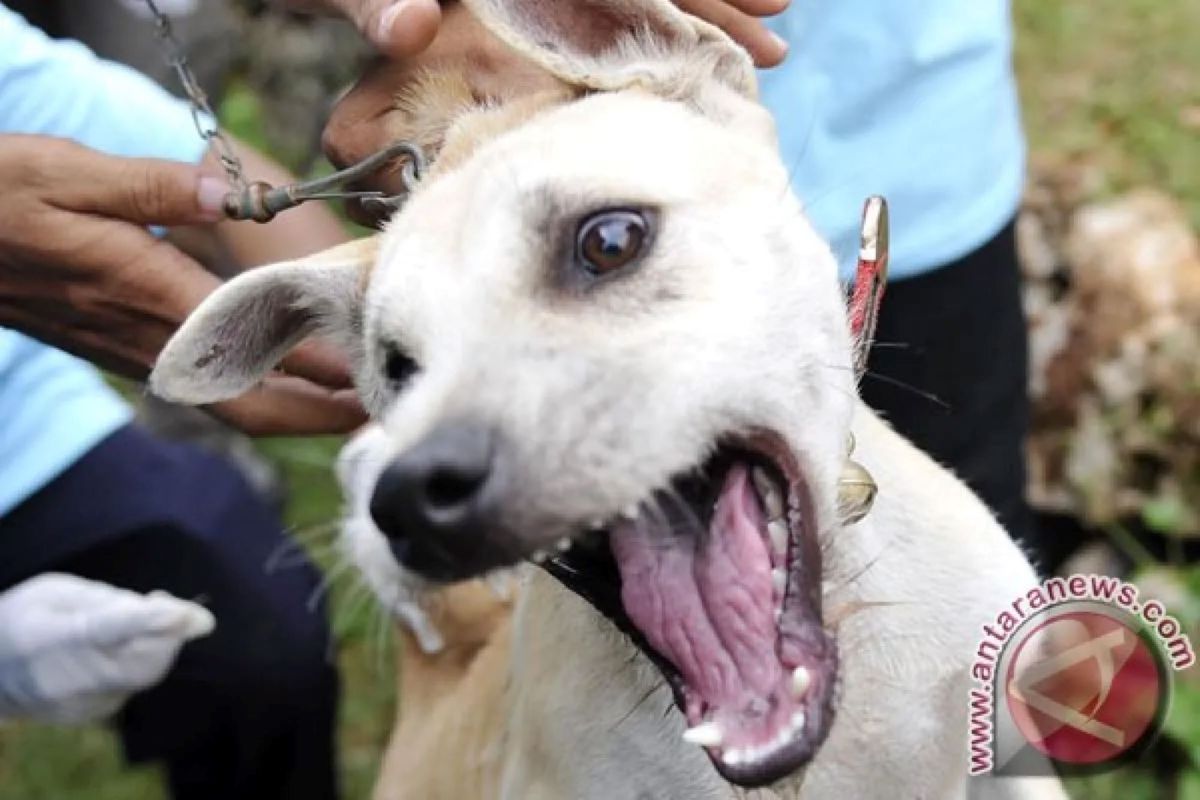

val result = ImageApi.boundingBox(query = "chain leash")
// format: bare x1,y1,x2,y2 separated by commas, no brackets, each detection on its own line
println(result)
144,0,248,193
141,0,424,224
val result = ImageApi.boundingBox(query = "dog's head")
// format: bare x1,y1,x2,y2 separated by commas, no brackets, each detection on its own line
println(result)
152,0,857,787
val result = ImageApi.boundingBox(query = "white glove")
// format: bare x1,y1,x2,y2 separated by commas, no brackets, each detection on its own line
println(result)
0,573,215,724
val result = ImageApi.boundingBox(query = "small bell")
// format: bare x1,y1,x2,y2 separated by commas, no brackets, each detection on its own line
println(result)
836,459,877,526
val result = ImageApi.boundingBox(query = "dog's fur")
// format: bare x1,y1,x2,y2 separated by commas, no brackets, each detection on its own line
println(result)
150,1,1069,797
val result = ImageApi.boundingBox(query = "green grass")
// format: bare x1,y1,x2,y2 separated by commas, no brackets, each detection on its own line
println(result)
1014,0,1200,226
1,1,1197,797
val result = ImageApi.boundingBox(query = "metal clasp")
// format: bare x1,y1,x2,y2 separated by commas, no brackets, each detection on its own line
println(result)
221,141,428,224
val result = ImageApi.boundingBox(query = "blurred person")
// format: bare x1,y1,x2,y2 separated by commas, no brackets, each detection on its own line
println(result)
5,0,237,105
0,5,360,799
757,1,1042,561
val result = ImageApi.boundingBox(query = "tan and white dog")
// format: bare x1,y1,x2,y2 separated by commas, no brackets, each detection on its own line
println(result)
151,1,1068,797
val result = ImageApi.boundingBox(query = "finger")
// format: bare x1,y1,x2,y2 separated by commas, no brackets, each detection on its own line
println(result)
714,0,790,15
280,339,357,390
10,574,142,612
331,0,442,59
321,60,408,176
37,217,224,375
76,596,168,648
140,594,216,640
209,378,367,436
673,0,789,67
43,139,229,224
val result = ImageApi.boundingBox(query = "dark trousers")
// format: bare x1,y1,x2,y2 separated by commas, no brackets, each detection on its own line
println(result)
860,217,1049,570
0,425,339,800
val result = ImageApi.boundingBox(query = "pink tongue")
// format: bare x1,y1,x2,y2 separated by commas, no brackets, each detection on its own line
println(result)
611,464,783,728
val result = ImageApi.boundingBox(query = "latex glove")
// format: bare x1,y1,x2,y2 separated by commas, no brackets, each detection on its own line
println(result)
0,574,215,724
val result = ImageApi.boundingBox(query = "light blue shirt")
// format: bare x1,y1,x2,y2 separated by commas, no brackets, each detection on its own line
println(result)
0,5,208,516
760,0,1025,280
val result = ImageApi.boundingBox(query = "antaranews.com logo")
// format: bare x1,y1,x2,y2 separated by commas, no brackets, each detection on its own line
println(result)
968,573,1194,776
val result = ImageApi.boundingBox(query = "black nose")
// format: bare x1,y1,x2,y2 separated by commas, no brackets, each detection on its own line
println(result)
369,423,509,581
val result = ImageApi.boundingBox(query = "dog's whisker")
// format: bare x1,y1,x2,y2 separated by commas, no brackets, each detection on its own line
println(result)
334,578,378,631
265,537,305,574
306,557,355,613
613,680,668,730
860,370,950,410
266,539,343,575
285,518,342,544
371,601,395,679
827,546,889,592
776,94,824,201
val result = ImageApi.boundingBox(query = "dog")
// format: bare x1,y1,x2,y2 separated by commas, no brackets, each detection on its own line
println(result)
150,0,1070,797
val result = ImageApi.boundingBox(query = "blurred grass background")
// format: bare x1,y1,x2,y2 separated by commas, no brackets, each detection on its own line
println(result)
0,0,1197,797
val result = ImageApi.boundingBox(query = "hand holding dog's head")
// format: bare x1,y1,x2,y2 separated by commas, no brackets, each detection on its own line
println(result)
153,0,853,784
152,0,853,566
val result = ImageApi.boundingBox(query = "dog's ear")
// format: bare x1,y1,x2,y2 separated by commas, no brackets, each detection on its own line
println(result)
459,0,758,99
150,237,377,405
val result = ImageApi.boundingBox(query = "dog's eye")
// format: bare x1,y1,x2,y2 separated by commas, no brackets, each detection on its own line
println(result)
382,344,418,388
576,210,649,276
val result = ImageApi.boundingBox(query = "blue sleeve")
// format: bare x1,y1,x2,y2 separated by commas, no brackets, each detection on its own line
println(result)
0,3,209,164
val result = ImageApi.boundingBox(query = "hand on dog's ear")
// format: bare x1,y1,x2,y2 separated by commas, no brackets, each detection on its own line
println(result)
150,237,377,406
460,0,758,98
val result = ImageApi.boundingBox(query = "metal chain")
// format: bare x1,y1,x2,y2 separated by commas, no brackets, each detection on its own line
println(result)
143,0,247,192
140,0,425,225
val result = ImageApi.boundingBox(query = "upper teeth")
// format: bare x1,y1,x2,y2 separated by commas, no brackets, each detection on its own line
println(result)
622,503,639,520
752,467,785,519
767,520,788,555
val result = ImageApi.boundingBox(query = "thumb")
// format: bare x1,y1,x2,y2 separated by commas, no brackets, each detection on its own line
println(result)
342,0,441,58
49,140,230,225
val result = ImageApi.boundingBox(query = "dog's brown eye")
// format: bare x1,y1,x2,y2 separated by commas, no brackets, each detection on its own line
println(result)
576,210,648,276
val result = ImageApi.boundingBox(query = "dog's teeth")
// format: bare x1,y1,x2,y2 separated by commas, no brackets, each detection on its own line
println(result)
555,537,572,552
790,710,807,733
589,518,605,530
752,468,785,519
772,568,787,595
791,666,811,698
767,520,788,555
682,722,723,747
622,503,639,520
530,550,549,564
722,748,745,766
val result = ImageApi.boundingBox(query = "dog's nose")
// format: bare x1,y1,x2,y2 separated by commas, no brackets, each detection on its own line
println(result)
369,423,509,581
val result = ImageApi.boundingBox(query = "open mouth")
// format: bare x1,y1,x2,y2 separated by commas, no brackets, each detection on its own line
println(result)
542,431,838,788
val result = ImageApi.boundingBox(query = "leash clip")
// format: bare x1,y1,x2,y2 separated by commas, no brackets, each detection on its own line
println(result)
221,141,428,224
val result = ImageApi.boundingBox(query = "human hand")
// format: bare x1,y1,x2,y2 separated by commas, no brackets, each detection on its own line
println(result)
289,0,788,65
0,134,366,435
320,1,790,226
0,574,215,724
